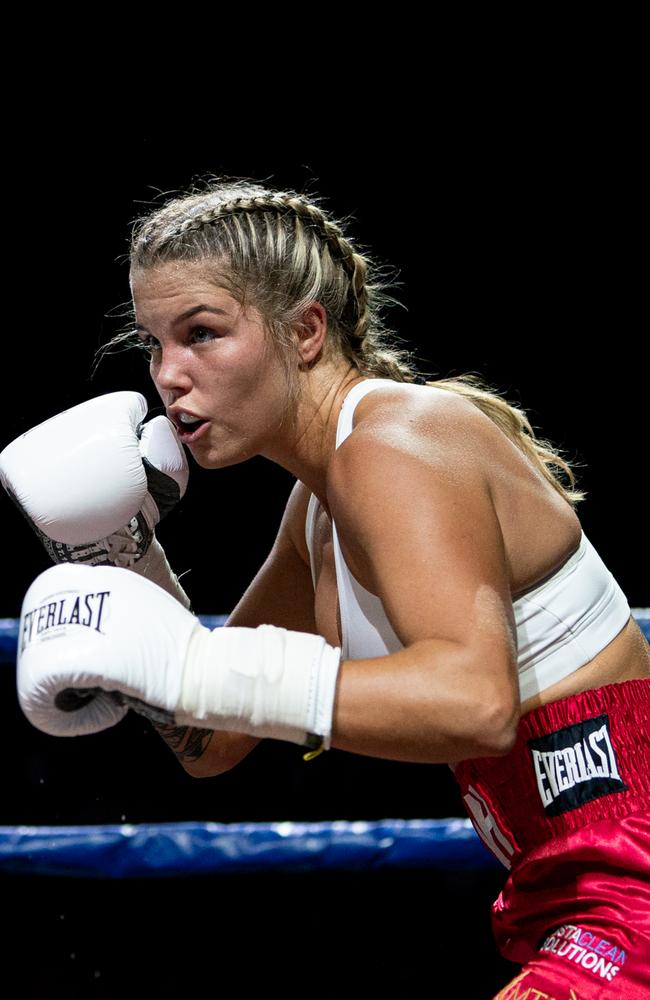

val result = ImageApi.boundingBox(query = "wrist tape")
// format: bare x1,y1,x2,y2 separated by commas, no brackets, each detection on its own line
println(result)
178,623,341,749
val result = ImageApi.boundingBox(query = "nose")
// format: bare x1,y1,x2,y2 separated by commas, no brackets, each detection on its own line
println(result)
151,343,193,396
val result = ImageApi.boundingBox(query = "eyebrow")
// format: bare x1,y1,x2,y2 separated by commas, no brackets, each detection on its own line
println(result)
134,304,228,333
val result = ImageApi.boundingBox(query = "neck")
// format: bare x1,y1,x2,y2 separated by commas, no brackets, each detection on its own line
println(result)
260,361,370,513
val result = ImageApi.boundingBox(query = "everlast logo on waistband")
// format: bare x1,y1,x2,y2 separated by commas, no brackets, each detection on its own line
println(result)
20,590,110,654
529,715,627,817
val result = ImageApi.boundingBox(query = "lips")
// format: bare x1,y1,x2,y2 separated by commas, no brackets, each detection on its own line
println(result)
175,419,210,444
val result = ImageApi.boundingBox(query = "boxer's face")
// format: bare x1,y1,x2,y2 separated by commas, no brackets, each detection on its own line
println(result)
130,261,292,469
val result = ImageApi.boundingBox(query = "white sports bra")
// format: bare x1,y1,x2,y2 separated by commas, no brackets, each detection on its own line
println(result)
305,379,631,703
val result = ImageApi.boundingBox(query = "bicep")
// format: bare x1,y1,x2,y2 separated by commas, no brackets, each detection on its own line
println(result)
329,430,519,705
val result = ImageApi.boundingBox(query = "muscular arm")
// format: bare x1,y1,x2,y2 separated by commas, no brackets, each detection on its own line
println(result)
331,637,517,763
169,480,317,777
325,409,521,763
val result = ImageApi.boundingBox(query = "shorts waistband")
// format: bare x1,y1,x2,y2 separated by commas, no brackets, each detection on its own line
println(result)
454,679,650,865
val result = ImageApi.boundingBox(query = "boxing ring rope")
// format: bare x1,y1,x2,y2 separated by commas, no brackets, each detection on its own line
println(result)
2,612,649,878
0,819,497,878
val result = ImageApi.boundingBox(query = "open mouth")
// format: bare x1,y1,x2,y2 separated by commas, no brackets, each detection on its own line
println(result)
176,419,210,443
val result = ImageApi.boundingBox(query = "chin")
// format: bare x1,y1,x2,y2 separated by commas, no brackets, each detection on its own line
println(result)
189,450,223,470
189,444,249,471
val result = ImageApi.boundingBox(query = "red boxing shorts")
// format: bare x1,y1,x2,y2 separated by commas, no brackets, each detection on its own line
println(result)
453,678,650,999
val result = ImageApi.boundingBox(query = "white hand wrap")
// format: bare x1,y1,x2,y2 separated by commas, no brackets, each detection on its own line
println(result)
179,625,342,749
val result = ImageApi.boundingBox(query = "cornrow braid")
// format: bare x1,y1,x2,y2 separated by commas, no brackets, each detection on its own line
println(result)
284,197,371,352
160,192,370,353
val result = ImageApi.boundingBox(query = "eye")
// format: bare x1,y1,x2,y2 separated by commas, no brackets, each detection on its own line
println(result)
134,326,218,358
189,325,219,344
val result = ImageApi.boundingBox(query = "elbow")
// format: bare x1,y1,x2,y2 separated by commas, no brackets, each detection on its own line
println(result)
487,714,519,757
472,690,521,758
181,758,235,779
179,734,262,778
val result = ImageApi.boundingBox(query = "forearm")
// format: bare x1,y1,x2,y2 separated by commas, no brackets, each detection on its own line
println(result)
155,629,517,772
330,638,519,764
151,720,260,776
140,564,264,774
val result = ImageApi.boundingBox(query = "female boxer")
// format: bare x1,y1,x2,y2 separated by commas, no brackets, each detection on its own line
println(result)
9,179,650,998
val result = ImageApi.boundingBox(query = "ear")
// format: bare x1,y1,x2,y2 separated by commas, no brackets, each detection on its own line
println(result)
295,302,328,366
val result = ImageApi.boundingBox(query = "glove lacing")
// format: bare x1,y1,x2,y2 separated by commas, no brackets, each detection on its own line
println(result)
103,527,140,568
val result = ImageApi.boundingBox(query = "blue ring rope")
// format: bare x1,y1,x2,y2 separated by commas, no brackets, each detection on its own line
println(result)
0,818,500,878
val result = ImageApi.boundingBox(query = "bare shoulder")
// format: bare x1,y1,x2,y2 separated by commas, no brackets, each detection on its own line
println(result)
330,382,489,493
326,380,500,594
357,381,488,452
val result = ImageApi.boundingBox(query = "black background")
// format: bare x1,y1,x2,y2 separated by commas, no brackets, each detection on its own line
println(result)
1,63,646,998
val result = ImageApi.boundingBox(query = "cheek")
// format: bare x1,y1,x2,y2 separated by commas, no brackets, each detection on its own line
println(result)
227,339,286,388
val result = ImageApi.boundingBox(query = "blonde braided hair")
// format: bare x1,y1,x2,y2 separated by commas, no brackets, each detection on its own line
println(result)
128,183,402,383
96,176,586,506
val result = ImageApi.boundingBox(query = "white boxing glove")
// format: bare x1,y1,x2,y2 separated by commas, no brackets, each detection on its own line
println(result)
17,563,341,754
0,392,192,609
